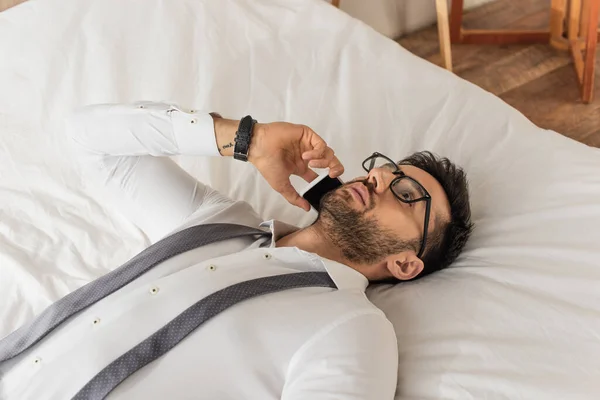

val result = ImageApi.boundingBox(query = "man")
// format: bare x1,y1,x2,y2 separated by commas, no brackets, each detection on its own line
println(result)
0,102,473,399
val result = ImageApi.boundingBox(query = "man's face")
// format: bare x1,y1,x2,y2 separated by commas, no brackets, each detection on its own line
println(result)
317,164,450,279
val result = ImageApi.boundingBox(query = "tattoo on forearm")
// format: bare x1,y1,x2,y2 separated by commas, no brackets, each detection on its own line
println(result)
222,142,234,150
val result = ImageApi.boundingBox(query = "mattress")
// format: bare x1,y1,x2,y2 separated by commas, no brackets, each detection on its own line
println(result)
1,0,599,398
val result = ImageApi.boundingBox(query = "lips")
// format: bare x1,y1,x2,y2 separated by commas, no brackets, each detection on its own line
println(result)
349,184,369,207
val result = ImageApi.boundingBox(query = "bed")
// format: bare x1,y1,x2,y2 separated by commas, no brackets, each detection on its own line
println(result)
1,0,599,398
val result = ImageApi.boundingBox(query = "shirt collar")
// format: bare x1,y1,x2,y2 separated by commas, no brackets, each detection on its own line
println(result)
259,219,299,242
259,220,369,292
319,258,369,291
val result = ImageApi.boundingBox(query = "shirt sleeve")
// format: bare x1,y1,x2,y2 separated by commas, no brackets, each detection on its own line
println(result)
281,312,399,400
66,101,234,242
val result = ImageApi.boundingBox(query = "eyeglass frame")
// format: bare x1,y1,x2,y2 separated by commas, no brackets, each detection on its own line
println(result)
362,152,432,259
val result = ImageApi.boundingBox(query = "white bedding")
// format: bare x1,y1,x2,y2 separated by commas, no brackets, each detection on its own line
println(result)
1,0,600,398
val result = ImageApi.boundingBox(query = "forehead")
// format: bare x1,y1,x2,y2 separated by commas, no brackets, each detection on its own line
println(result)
399,164,450,225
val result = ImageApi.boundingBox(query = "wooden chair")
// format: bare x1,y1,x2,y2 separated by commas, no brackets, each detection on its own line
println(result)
566,0,600,102
450,0,600,103
330,1,453,71
435,0,453,71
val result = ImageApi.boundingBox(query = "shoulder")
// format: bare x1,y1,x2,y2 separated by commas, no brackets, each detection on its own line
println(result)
296,303,398,366
319,307,396,343
284,308,398,398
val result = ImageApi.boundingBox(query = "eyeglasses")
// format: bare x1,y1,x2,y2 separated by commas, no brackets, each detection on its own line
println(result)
362,152,432,259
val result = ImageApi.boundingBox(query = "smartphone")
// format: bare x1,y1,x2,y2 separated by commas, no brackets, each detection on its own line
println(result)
300,172,343,211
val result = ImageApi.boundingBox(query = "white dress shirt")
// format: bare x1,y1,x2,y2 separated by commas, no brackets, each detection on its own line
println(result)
0,102,398,400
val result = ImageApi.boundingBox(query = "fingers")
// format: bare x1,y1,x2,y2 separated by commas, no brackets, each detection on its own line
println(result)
302,146,331,161
279,180,311,212
305,153,344,178
301,132,345,179
300,168,319,183
256,125,342,212
327,155,344,178
301,128,332,159
329,157,344,178
307,157,331,169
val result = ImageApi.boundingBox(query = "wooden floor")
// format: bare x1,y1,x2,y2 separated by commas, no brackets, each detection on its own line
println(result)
398,0,600,148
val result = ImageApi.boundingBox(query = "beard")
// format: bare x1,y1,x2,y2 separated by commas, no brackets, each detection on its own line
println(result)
316,180,413,265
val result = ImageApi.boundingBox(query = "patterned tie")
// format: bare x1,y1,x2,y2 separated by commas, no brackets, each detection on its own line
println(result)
0,223,337,400
73,271,335,400
0,223,270,362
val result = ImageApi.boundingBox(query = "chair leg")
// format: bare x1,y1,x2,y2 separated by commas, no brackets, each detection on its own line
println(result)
582,0,600,103
580,0,591,39
550,0,568,49
569,0,582,41
449,0,464,43
435,0,453,71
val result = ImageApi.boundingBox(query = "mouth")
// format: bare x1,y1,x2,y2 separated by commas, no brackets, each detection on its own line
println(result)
348,184,369,207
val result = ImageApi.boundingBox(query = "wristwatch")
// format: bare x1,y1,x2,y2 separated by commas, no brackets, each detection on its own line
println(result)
234,115,257,162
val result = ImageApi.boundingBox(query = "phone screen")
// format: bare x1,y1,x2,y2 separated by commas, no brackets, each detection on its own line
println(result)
302,175,343,211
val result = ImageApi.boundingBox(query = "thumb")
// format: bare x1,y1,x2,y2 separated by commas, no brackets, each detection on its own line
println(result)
279,180,311,212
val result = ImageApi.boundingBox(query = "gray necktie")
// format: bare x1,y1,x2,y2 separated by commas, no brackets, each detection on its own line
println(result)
0,223,337,399
0,223,269,362
73,271,335,400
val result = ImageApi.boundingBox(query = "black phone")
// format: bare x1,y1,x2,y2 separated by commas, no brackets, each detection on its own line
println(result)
300,173,343,211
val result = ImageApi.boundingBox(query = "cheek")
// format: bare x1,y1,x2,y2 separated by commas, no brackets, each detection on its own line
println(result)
371,204,419,239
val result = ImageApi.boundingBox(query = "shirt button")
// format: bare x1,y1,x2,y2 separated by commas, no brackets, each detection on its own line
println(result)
263,253,272,260
139,105,144,109
190,119,197,124
149,287,159,295
207,264,217,271
33,357,42,365
93,318,101,325
190,109,196,113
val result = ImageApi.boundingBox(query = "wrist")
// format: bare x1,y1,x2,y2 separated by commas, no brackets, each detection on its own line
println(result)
213,115,265,161
248,123,267,164
213,116,238,157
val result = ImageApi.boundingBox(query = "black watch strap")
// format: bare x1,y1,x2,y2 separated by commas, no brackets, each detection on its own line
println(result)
234,115,257,162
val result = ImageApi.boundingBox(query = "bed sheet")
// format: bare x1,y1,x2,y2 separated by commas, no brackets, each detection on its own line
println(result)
1,0,599,399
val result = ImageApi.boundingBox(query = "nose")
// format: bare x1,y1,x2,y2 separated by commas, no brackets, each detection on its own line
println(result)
367,168,393,195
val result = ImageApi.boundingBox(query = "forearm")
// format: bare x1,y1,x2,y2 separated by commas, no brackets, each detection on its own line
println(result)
67,102,236,242
67,102,220,158
68,101,343,212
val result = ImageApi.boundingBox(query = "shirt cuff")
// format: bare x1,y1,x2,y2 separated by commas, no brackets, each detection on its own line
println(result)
169,107,221,157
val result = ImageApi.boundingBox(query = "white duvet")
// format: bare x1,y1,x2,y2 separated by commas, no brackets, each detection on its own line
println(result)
1,0,599,398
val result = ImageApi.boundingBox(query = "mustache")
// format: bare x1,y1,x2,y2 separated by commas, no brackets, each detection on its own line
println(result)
341,179,375,201
319,178,376,220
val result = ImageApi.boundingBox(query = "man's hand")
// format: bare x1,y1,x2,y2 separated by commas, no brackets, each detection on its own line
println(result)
213,117,344,211
249,122,344,211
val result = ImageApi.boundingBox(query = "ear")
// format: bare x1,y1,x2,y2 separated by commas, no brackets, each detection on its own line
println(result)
386,251,424,281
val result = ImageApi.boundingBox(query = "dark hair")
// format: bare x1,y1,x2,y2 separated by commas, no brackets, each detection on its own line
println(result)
399,151,474,280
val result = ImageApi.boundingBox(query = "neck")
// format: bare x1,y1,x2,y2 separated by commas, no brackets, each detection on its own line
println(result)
275,222,343,264
276,222,390,282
